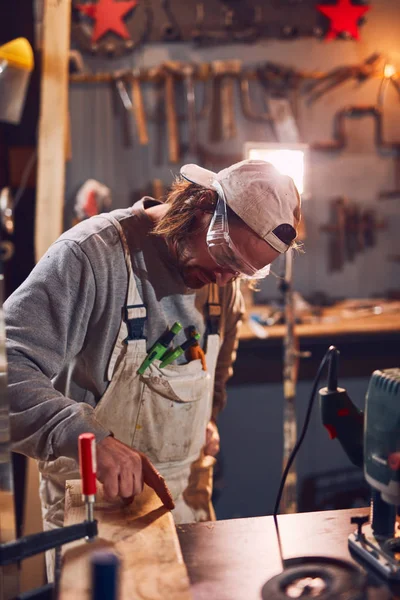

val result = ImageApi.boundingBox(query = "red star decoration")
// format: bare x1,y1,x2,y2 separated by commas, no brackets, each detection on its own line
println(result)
75,0,137,42
317,0,370,41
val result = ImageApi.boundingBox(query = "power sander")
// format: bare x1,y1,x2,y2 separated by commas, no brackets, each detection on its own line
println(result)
319,348,400,581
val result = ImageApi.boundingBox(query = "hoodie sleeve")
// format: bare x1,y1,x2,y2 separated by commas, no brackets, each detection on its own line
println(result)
5,239,111,462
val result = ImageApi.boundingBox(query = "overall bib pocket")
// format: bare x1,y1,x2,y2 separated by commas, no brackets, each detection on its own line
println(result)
133,358,212,464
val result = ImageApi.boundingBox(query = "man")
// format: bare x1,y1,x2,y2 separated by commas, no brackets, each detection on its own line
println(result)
5,159,300,546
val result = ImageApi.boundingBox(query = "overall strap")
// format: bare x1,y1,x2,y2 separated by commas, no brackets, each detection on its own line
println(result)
104,214,147,381
206,283,221,335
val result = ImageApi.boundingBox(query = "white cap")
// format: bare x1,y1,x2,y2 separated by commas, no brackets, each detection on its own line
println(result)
180,159,301,253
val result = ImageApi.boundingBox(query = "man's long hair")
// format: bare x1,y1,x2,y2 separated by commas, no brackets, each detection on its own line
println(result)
152,178,217,245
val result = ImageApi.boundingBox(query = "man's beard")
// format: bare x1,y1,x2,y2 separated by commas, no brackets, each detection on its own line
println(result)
174,239,214,290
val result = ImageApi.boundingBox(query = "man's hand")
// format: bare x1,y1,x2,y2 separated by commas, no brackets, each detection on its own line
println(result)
204,420,220,457
96,436,175,510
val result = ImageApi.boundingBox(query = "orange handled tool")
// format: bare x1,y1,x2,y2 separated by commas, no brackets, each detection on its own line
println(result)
79,432,97,529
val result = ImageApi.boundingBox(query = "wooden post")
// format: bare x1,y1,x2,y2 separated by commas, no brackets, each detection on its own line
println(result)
35,0,71,262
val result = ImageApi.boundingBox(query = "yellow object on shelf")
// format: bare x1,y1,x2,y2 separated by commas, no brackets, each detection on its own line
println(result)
0,38,34,124
0,37,34,72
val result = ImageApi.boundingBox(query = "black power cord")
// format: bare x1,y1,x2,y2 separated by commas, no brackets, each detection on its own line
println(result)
273,345,338,517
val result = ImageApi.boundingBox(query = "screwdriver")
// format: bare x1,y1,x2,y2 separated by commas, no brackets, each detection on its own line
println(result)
160,332,201,368
137,322,182,375
78,432,97,535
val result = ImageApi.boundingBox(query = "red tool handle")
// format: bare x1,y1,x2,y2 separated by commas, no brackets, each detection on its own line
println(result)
79,433,97,496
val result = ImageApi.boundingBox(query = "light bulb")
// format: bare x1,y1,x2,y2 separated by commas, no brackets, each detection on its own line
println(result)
384,63,396,79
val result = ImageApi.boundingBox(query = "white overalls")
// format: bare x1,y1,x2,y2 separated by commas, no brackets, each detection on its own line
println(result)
37,215,221,579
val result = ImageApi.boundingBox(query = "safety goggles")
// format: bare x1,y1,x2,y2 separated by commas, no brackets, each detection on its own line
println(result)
206,180,271,280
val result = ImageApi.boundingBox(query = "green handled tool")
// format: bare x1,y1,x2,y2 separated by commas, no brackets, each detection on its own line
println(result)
137,322,182,375
160,332,201,368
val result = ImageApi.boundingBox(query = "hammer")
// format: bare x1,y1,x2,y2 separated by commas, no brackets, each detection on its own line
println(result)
130,69,149,146
209,60,242,142
162,62,180,163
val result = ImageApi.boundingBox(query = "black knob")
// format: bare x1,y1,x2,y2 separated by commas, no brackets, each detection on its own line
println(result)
351,515,369,538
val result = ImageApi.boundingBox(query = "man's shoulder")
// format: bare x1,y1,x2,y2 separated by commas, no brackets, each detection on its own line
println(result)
57,209,133,248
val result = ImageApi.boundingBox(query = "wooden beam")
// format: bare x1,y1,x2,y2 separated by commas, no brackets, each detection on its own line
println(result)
35,0,71,262
60,481,192,600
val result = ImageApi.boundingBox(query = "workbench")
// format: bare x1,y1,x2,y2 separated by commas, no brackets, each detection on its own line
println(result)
177,507,398,599
233,299,400,385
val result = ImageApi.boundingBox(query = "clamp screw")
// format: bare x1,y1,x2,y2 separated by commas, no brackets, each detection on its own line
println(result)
351,515,369,539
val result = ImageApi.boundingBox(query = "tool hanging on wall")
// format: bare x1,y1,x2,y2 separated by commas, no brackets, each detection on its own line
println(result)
68,58,400,164
256,62,302,133
304,53,381,104
379,156,400,199
268,96,301,144
209,60,241,143
182,64,198,159
152,179,165,199
325,197,346,272
159,0,181,41
145,62,212,120
148,62,213,162
112,69,149,147
191,2,263,45
312,105,400,154
131,69,149,145
111,69,150,147
115,77,135,147
162,62,181,163
239,75,273,124
321,197,387,272
152,73,166,166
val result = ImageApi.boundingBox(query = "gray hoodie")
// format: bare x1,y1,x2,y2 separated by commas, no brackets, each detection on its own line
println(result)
5,199,244,462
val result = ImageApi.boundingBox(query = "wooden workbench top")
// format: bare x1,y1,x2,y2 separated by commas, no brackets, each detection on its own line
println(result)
239,299,400,341
177,507,397,600
231,299,400,385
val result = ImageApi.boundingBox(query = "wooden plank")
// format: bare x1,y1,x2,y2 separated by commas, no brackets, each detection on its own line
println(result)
60,481,192,600
35,0,71,262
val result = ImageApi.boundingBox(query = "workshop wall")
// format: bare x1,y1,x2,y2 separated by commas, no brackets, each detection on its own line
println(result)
67,0,400,301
